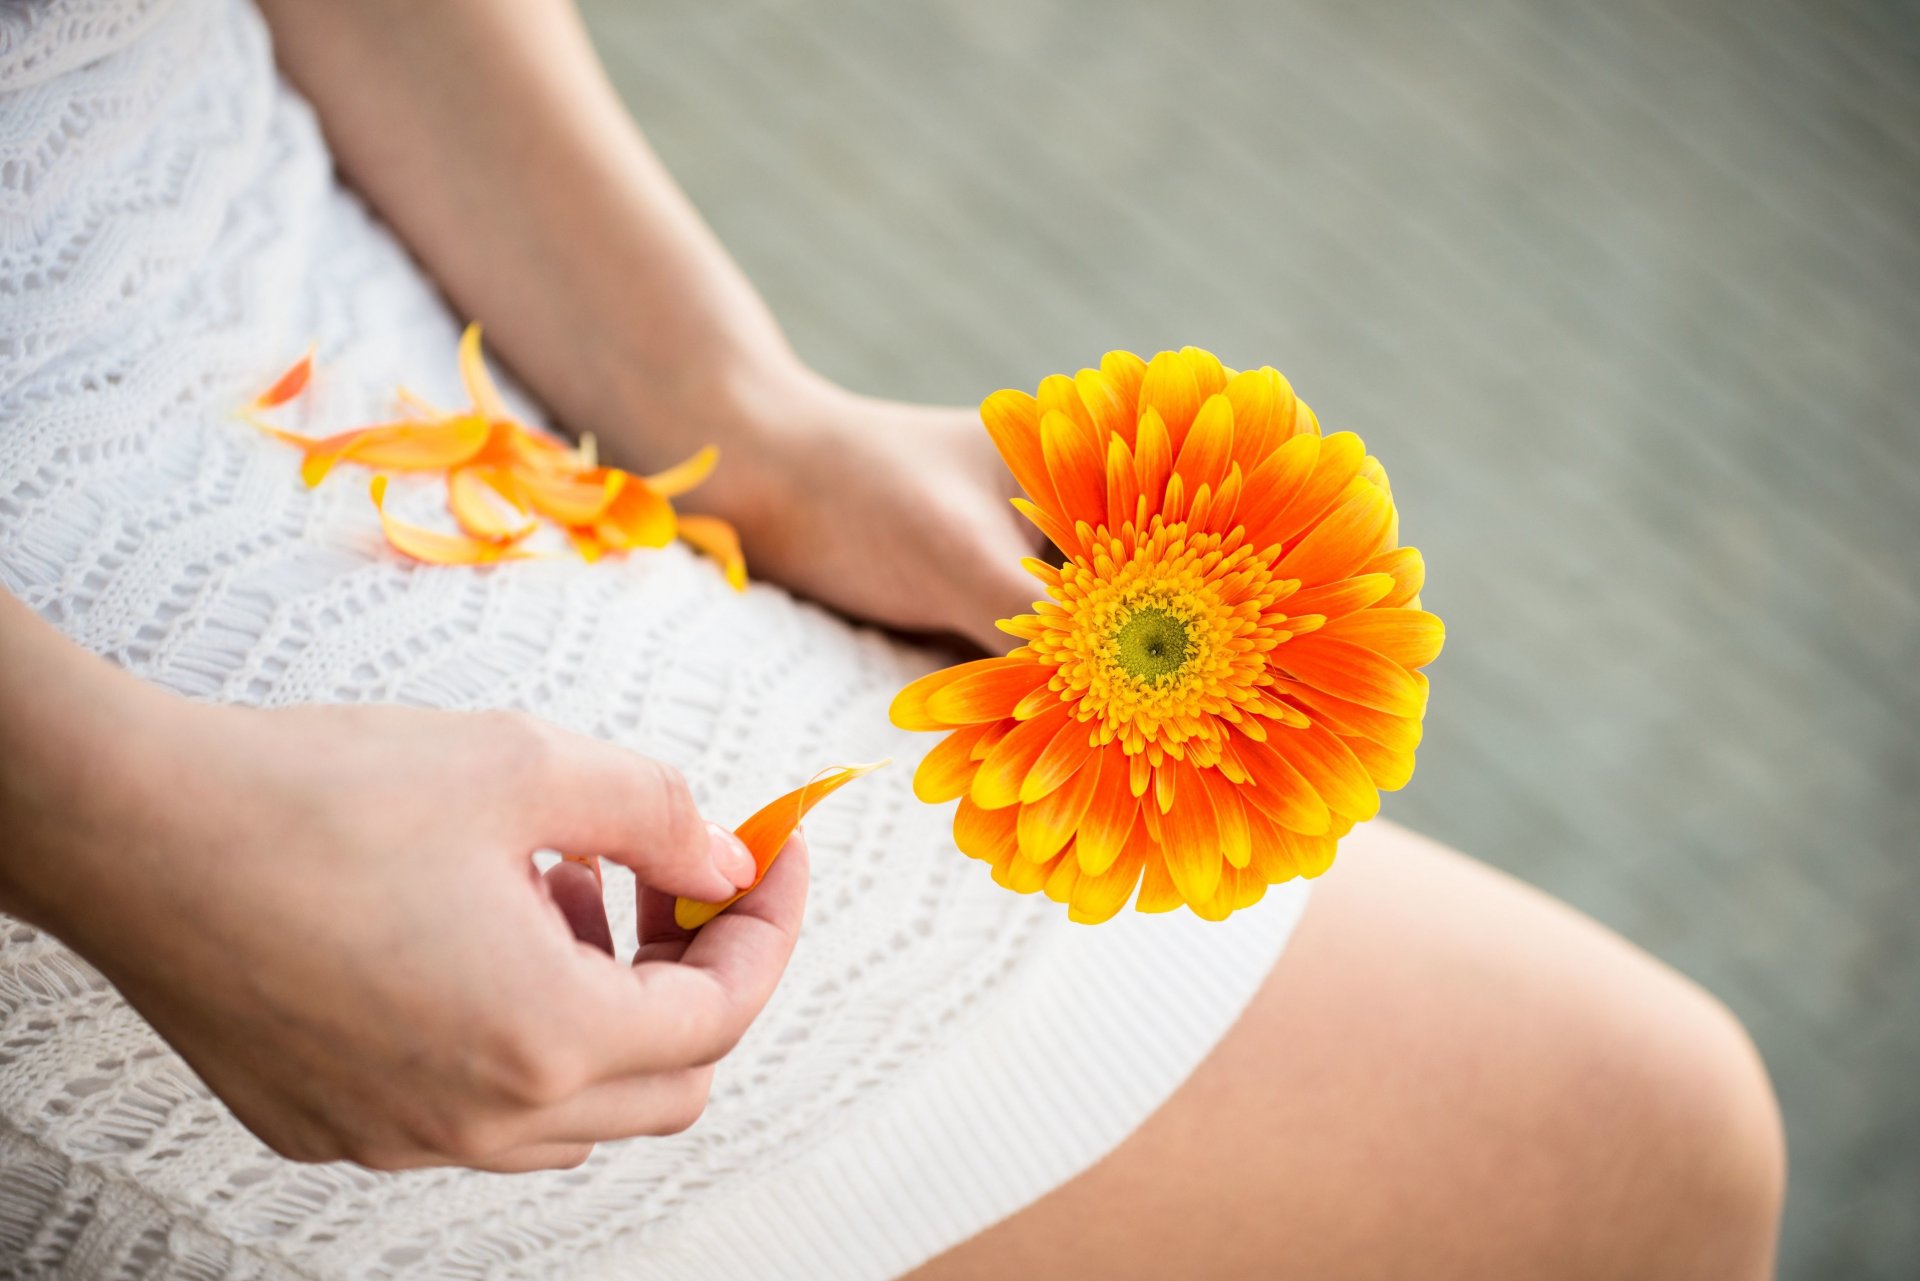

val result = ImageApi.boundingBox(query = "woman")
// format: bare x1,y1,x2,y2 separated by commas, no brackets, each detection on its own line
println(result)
0,0,1785,1276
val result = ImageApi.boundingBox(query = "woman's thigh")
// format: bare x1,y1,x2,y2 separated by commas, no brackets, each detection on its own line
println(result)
909,823,1785,1281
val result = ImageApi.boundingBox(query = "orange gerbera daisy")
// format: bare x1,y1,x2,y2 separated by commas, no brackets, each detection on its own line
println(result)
890,348,1442,922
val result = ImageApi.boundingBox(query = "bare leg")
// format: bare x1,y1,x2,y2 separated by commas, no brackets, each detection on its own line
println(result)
910,823,1785,1280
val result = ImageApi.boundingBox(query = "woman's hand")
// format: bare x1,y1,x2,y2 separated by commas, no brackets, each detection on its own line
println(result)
0,608,805,1172
700,376,1045,654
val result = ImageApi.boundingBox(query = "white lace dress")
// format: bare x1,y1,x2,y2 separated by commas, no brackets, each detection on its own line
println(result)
0,2,1308,1277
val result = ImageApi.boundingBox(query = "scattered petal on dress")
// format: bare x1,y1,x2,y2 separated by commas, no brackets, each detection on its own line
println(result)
892,349,1443,922
245,328,745,586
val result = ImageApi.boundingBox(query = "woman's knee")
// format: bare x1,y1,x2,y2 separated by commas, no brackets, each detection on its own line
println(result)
1304,828,1787,1276
1594,971,1785,1276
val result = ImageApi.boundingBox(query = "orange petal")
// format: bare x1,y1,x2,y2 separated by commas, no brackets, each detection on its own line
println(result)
1133,831,1183,914
1224,367,1298,470
1073,747,1138,875
925,659,1053,725
891,658,1009,731
954,795,1021,866
993,843,1066,895
1363,546,1426,608
956,802,1021,871
1204,463,1244,536
448,467,536,543
971,703,1072,809
913,723,995,803
250,346,314,410
1074,367,1134,447
645,444,719,499
1267,721,1380,822
1100,350,1147,419
677,513,746,590
1318,607,1445,669
595,476,676,551
1158,758,1223,905
1016,748,1104,862
369,475,531,565
304,416,491,486
1105,434,1141,535
1140,351,1202,449
1011,496,1081,559
1285,573,1394,620
517,467,624,526
1068,844,1145,924
981,389,1058,515
1258,431,1367,546
1038,373,1098,439
565,526,607,563
675,762,886,928
1180,346,1229,402
1236,738,1334,835
1243,804,1298,883
1200,767,1253,868
458,322,510,423
1040,409,1107,532
1134,405,1173,519
1282,682,1424,754
394,385,445,419
1278,634,1427,718
1275,478,1396,586
1170,393,1234,497
1019,715,1097,804
1348,733,1416,791
1232,433,1320,543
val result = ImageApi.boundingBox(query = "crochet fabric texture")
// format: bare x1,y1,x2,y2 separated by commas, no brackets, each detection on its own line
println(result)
0,2,1307,1277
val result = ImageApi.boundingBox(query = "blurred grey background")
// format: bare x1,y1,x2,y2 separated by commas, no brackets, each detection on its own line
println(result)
578,1,1920,1275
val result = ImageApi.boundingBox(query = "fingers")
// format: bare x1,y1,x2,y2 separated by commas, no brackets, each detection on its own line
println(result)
508,718,757,901
471,1142,596,1174
543,860,613,956
502,1066,715,1147
582,834,810,1077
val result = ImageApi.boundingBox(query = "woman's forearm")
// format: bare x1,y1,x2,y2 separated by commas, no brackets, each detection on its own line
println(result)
0,592,183,933
255,0,819,517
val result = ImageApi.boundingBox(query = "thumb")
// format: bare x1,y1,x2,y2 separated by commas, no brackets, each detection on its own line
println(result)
518,725,757,901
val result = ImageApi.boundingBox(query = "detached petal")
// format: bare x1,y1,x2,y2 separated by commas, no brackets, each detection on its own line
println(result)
677,514,746,589
303,416,491,486
448,467,536,543
646,444,720,498
675,762,886,928
250,347,314,410
370,475,531,565
595,476,676,551
458,322,511,423
518,467,624,526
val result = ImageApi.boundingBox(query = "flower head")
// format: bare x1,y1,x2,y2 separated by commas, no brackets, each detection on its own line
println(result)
891,348,1441,922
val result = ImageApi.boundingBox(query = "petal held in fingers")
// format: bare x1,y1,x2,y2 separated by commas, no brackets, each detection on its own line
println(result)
674,763,885,929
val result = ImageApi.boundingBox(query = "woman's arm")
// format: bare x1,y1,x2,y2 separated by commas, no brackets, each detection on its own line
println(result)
257,0,799,508
257,0,1040,651
0,590,804,1171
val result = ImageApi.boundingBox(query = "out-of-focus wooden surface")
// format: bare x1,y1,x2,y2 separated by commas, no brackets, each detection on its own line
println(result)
580,1,1920,1274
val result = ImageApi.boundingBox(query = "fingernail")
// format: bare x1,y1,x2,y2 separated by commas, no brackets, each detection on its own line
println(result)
707,822,758,890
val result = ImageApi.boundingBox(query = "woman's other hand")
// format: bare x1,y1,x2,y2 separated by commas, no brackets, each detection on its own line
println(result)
703,374,1045,655
0,614,806,1173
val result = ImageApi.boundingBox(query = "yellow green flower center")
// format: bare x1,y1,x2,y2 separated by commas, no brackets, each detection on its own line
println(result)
1022,517,1297,765
1112,606,1192,682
